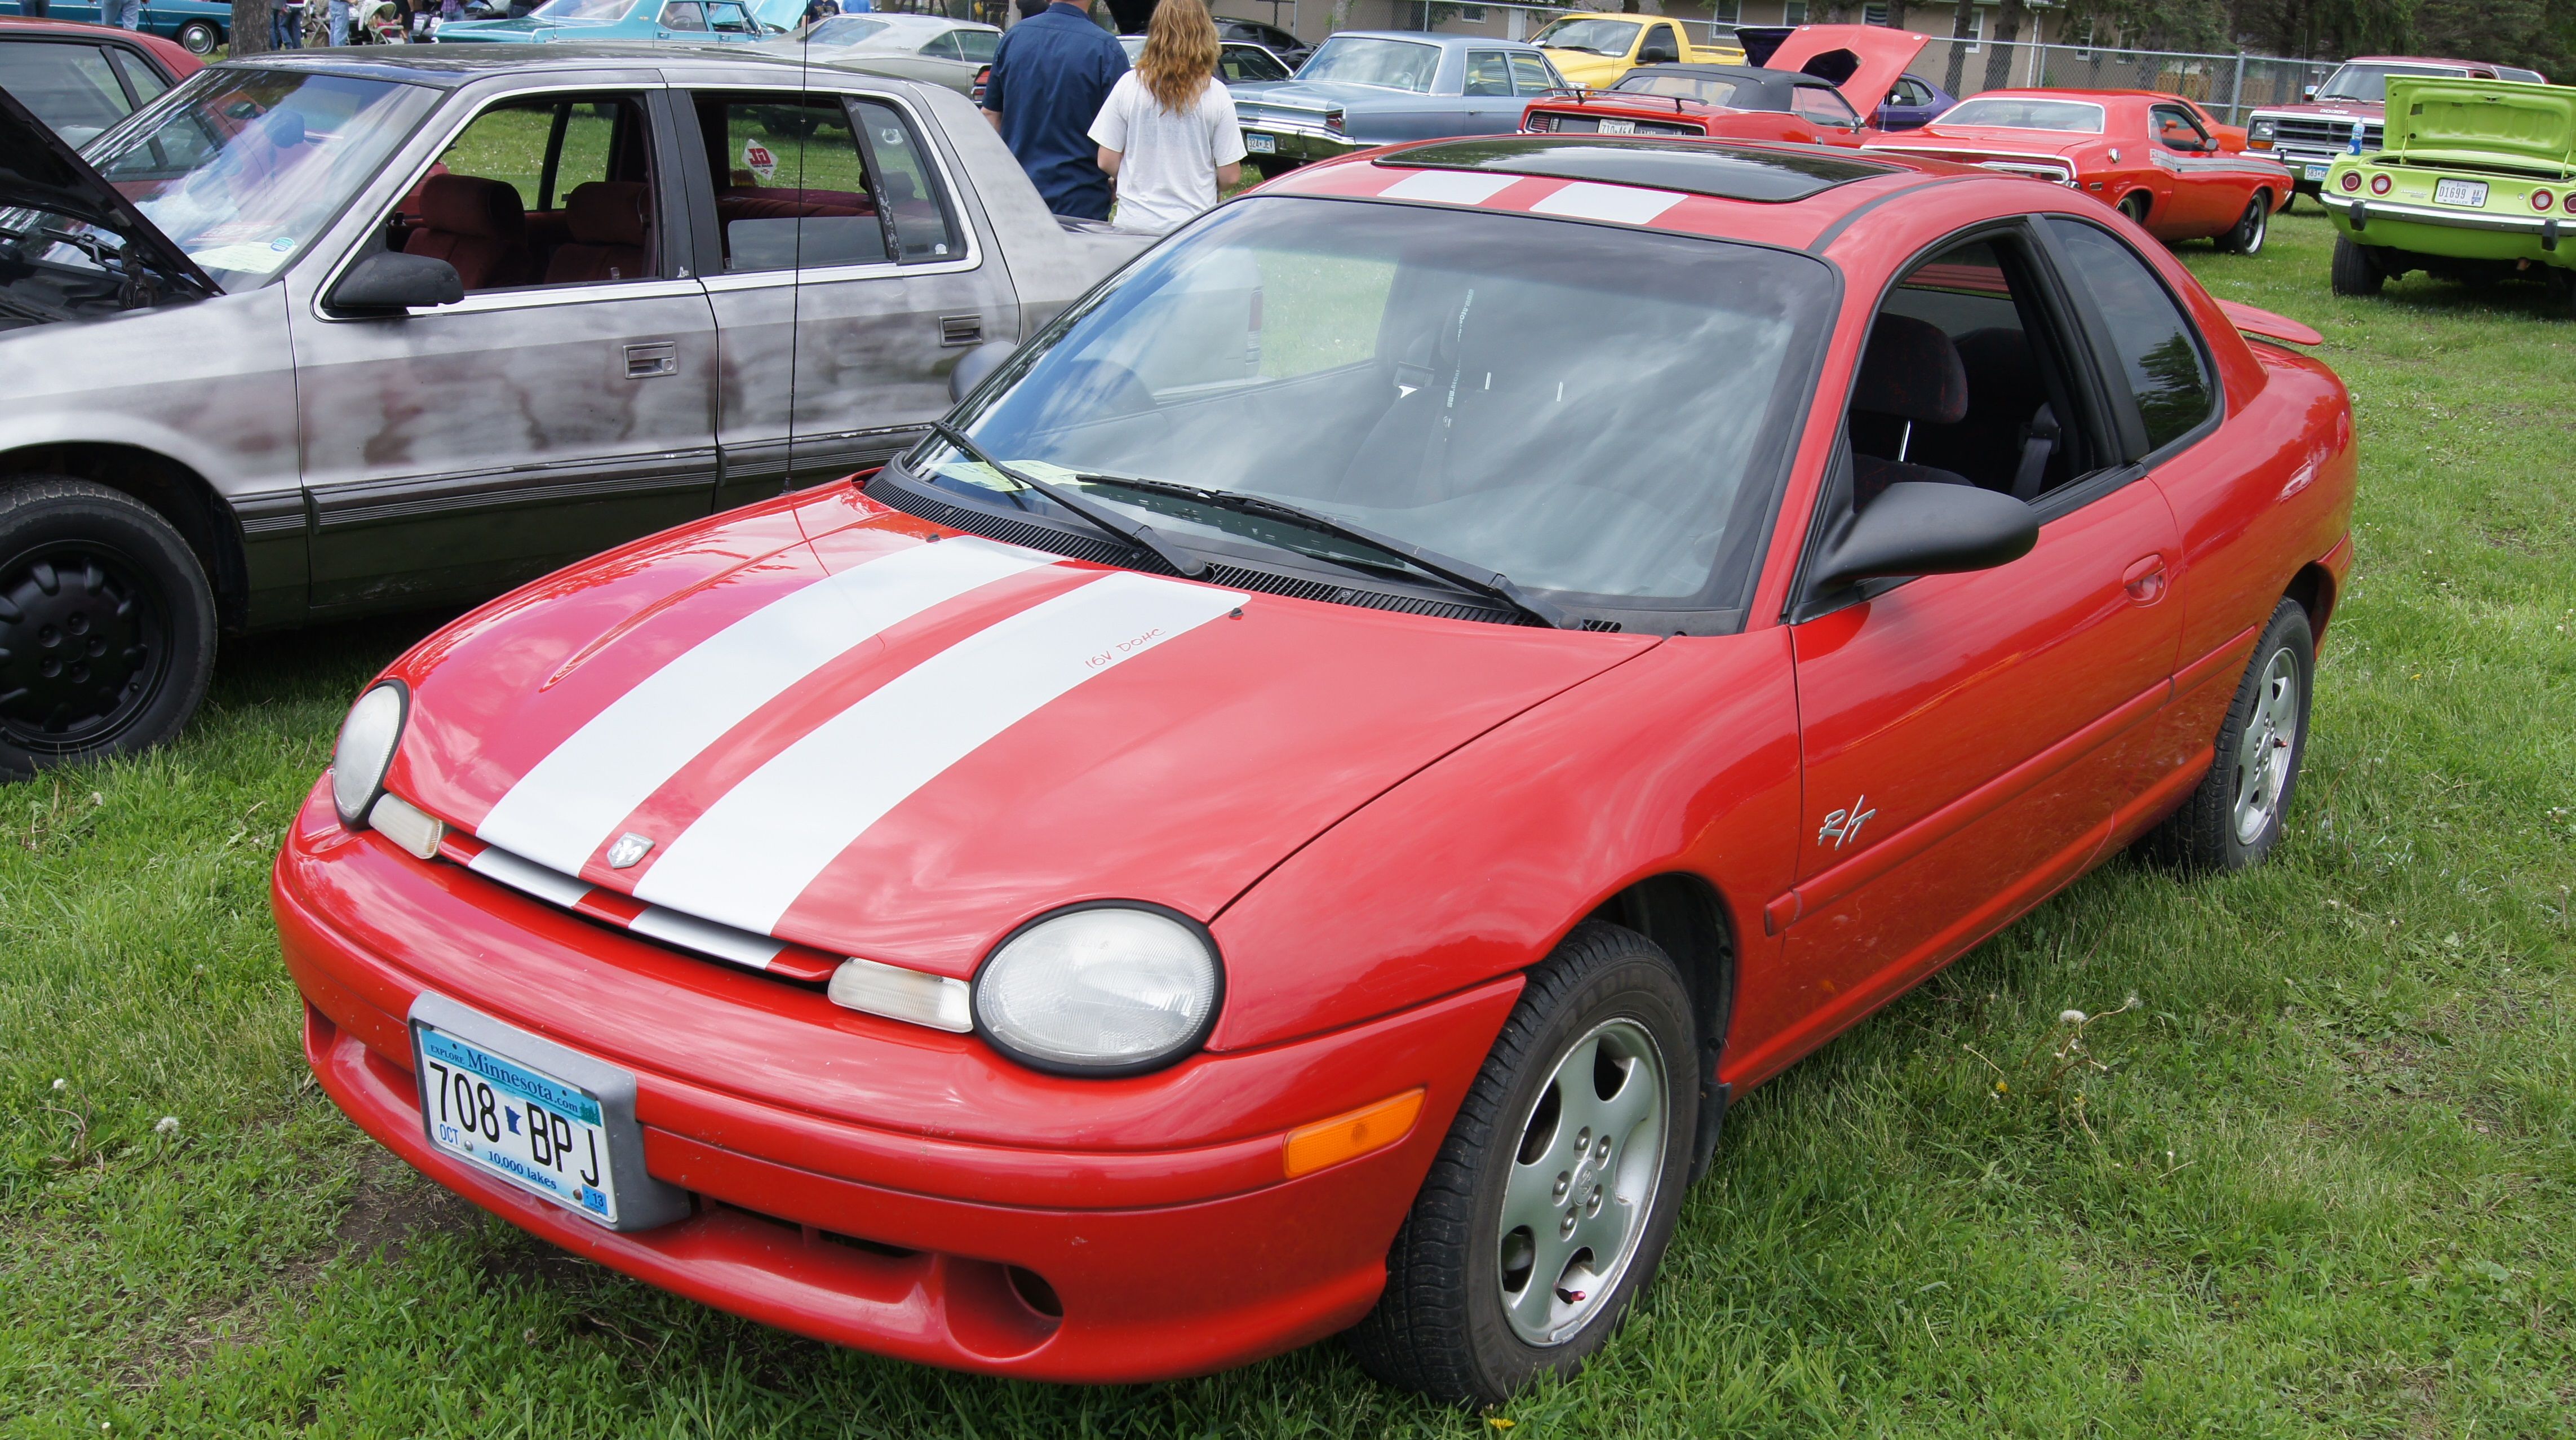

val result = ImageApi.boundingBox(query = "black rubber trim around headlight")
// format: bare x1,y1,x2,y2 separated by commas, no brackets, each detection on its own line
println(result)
332,677,409,832
970,899,1226,1079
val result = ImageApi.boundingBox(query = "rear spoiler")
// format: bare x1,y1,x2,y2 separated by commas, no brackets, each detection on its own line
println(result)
2218,299,2322,347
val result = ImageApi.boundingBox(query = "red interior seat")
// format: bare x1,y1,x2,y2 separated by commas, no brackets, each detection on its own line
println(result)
401,174,529,291
544,180,653,285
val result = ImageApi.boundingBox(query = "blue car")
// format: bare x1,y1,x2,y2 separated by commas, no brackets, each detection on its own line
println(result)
1872,72,1955,130
0,0,234,56
1231,31,1569,170
434,0,793,45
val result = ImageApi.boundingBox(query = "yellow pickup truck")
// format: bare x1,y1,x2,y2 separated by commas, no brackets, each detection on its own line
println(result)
1531,11,1745,90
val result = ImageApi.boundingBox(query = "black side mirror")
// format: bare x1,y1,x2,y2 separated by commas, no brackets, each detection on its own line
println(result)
947,338,1018,404
326,251,463,314
1814,481,2037,591
1637,45,1679,65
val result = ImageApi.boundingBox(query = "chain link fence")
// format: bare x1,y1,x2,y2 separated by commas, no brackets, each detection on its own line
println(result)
1911,37,2335,123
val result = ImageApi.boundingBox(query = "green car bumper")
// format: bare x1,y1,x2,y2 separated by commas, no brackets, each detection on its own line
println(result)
2323,156,2576,268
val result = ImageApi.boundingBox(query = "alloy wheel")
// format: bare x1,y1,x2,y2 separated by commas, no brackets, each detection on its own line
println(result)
2231,645,2300,846
0,540,168,754
1495,1017,1668,1346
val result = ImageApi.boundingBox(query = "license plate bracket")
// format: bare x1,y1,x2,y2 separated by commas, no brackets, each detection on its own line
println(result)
2433,176,2489,207
1245,132,1277,153
406,992,690,1233
1598,117,1638,135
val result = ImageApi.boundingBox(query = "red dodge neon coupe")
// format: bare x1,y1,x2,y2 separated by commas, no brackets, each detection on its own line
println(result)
1871,89,2295,254
276,136,2356,1403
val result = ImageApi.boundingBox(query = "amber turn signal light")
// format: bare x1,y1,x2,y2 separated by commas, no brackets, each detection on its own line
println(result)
1283,1088,1426,1178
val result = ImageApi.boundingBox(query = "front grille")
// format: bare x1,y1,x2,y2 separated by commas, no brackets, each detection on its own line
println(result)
2272,116,2382,152
867,478,1535,627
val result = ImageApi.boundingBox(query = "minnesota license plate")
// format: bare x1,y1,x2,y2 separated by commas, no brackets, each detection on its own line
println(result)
2304,162,2330,181
1245,132,1276,153
1597,117,1638,135
415,1022,622,1224
2434,177,2489,207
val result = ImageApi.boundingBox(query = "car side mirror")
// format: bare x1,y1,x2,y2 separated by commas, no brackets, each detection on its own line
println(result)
1814,481,2038,591
947,338,1018,403
2300,85,2317,102
326,251,463,314
1637,45,1678,65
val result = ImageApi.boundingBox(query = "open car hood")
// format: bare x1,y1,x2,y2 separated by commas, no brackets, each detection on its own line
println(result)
1737,23,1926,116
0,83,214,297
2383,77,2575,170
386,493,1656,975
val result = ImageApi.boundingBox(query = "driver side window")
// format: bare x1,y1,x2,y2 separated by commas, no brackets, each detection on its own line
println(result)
387,92,663,293
659,1,711,32
1464,51,1514,97
2152,104,2211,152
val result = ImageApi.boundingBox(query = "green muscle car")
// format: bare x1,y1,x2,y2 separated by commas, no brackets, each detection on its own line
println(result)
2323,76,2576,312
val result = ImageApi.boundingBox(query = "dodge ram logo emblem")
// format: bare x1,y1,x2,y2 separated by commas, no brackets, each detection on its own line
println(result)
608,832,655,869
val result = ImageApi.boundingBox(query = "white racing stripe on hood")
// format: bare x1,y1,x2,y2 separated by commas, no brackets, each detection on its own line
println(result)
476,537,1049,876
633,571,1248,936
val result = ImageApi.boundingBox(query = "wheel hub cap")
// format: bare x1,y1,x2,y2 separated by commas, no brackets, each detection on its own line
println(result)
1496,1017,1667,1345
2231,645,2300,845
0,547,157,747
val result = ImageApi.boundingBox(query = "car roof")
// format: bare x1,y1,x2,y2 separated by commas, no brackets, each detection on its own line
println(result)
208,45,824,87
1320,30,1546,52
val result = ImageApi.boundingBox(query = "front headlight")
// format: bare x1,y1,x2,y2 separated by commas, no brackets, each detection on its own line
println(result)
331,681,407,829
973,904,1221,1075
2249,118,2276,143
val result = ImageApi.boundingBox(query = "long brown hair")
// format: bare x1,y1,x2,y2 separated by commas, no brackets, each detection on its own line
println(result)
1136,0,1220,113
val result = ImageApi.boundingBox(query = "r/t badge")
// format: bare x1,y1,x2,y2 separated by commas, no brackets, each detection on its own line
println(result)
1817,796,1877,849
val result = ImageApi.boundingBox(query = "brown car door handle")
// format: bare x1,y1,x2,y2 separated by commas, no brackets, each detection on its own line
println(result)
624,342,678,379
2123,553,2169,604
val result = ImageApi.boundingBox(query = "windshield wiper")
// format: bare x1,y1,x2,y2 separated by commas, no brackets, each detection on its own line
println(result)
924,423,1206,578
1067,473,1569,629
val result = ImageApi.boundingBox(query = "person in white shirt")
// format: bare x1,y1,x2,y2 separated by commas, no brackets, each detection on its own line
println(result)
1085,0,1247,236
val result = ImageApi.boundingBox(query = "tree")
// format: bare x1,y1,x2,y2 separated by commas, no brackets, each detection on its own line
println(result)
1982,0,2027,90
233,0,276,55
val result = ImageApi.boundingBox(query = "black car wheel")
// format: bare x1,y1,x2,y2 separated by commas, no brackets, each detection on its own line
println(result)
176,19,221,53
2144,598,2313,872
2119,191,2151,225
0,479,215,782
1347,921,1697,1405
2217,192,2269,254
2330,236,2387,295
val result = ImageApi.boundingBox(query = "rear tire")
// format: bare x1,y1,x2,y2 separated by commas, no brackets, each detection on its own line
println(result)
0,478,215,783
176,19,220,53
2144,599,2313,873
1347,922,1697,1406
2118,191,2151,225
2331,236,2386,295
2216,192,2269,254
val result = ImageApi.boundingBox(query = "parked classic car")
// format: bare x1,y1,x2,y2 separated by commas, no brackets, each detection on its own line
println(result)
1119,32,1291,87
2323,76,2576,311
1870,90,2294,253
1530,10,1740,90
1215,15,1307,70
0,0,232,56
1522,25,1922,148
768,13,1002,99
433,0,769,45
1230,31,1568,171
0,14,197,147
2246,55,2549,199
0,48,1146,779
276,133,2355,1403
1874,71,1953,130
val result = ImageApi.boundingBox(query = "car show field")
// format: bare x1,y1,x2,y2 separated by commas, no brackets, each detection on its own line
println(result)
2,207,2569,1433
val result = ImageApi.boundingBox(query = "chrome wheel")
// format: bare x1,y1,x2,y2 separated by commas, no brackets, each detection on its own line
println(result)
2236,196,2268,254
1495,1017,1668,1346
2231,645,2300,846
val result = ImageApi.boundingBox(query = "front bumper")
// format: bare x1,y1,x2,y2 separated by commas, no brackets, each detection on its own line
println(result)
2322,192,2575,267
274,779,1519,1381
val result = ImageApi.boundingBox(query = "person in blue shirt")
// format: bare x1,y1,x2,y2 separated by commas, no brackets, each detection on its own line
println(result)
981,0,1130,221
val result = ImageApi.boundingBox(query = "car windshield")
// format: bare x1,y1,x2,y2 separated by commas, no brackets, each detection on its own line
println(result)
1615,73,1741,106
79,69,434,291
1936,96,2105,132
2315,62,2466,103
907,197,1833,622
805,14,890,45
1297,37,1442,92
534,0,638,17
1532,18,1639,56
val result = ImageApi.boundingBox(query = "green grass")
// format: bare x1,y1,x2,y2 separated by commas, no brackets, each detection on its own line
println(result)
2,210,2571,1436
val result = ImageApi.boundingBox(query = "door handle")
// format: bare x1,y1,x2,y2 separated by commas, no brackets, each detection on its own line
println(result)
2122,553,2169,605
624,342,677,379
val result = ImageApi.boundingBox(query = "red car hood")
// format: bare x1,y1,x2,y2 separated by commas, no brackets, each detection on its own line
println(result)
385,491,1657,975
1745,23,1927,117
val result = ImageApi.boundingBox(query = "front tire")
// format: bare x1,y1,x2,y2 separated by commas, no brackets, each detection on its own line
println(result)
2217,192,2269,254
1348,922,1697,1405
0,478,215,783
2145,598,2313,872
2331,236,2387,296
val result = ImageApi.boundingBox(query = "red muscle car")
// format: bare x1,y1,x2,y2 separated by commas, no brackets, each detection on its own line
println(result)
276,135,2355,1404
1870,88,2296,254
1520,22,1922,148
